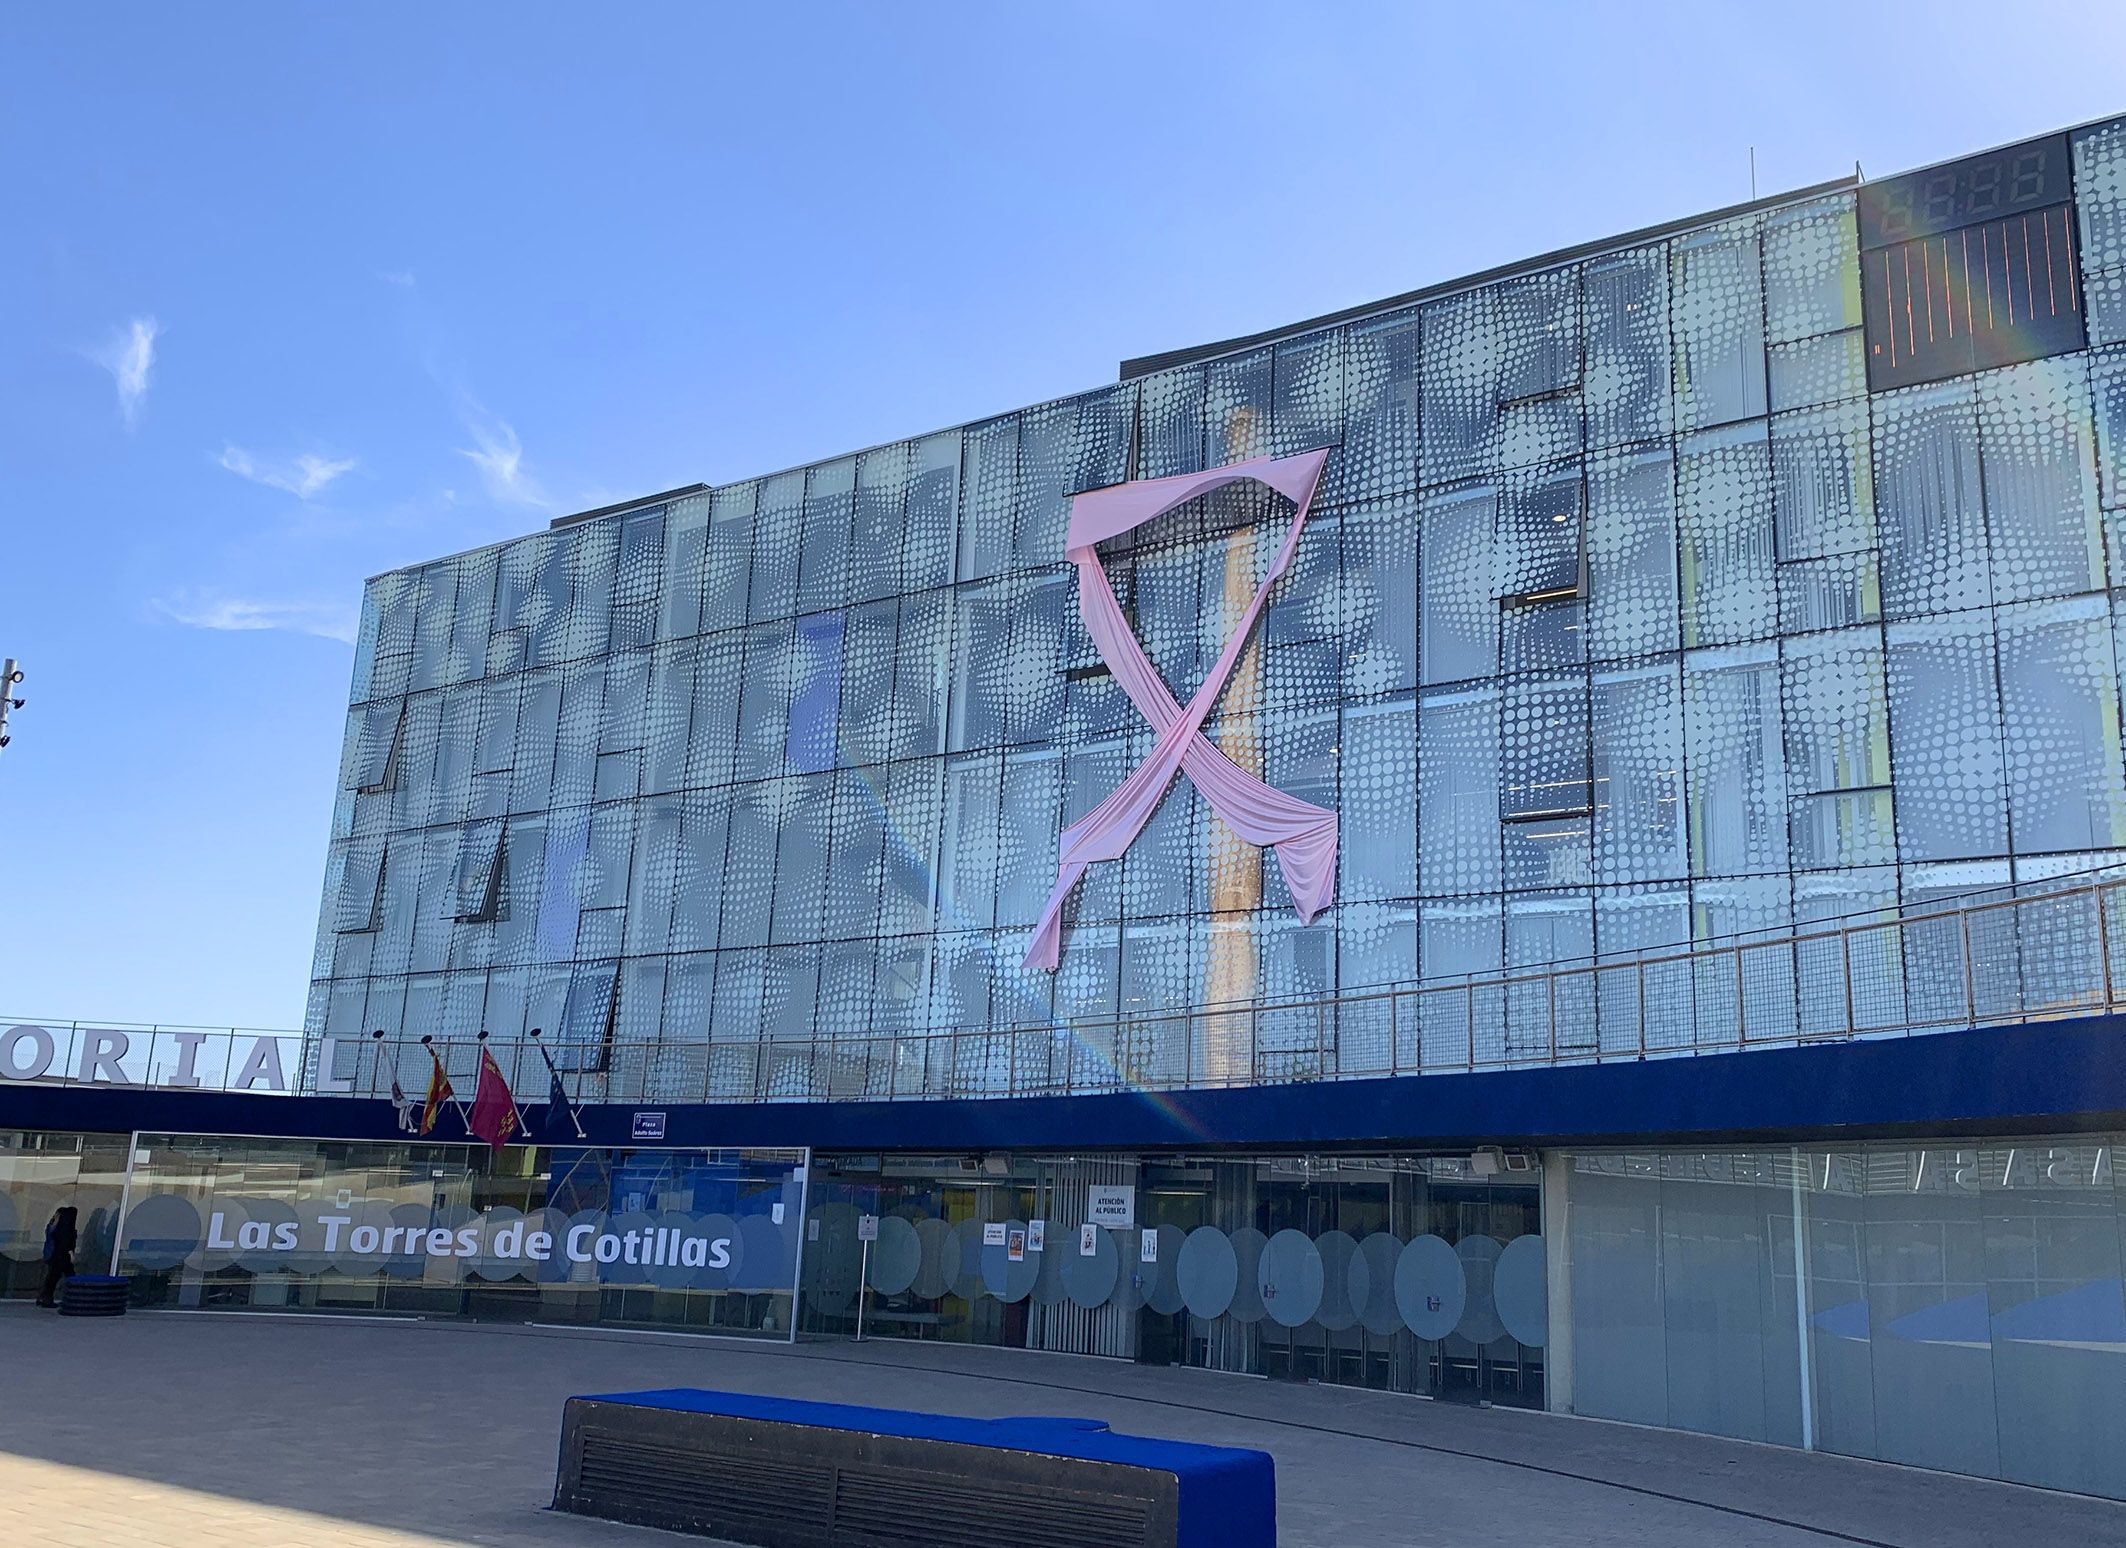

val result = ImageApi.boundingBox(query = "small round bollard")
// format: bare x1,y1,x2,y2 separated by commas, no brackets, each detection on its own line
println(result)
58,1275,131,1317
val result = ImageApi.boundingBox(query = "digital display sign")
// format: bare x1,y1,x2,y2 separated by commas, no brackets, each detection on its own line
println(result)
1859,135,2086,392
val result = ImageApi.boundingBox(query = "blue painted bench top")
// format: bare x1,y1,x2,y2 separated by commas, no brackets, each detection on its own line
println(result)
573,1387,1275,1548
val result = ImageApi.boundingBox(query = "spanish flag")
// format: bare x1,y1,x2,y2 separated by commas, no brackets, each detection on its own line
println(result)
419,1046,454,1136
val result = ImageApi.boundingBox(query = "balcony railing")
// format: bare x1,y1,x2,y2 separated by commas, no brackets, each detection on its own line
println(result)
7,875,2125,1109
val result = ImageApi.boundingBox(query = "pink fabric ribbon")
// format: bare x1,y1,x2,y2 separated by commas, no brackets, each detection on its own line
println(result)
1024,447,1339,972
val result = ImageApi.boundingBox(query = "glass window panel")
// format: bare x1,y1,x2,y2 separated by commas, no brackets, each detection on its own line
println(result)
1791,790,1898,870
932,930,993,1030
1498,267,1581,400
1419,288,1500,485
1779,551,1882,634
685,633,742,791
1334,311,1420,502
878,758,943,937
409,562,456,693
1684,646,1788,876
1875,379,1989,617
996,746,1064,930
704,481,756,629
1502,674,1590,818
1337,901,1416,995
1340,695,1416,902
733,622,793,781
1002,568,1070,746
946,579,1014,751
1418,482,1498,683
1774,401,1877,560
1594,658,1686,883
1136,364,1205,480
641,641,694,796
1583,246,1672,449
546,661,603,809
661,951,714,1046
1204,346,1273,466
1499,460,1583,597
656,493,708,641
1506,890,1594,1054
770,771,833,945
1978,356,2106,603
820,768,884,941
670,793,728,954
1272,328,1346,461
1679,422,1776,647
2073,117,2126,272
939,752,1001,931
1769,328,1867,413
1418,683,1500,895
848,442,910,605
609,510,664,652
889,587,952,759
719,783,780,949
1673,221,1767,429
1338,498,1419,694
1501,598,1585,675
1504,812,1592,891
746,471,805,624
1764,196,1862,343
795,458,855,616
835,599,899,766
902,431,961,592
447,551,497,686
957,416,1019,583
1998,596,2126,853
817,939,877,1040
559,523,616,664
1585,445,1678,661
1782,627,1893,795
1015,399,1079,571
786,612,844,775
761,943,821,1044
1886,611,2008,861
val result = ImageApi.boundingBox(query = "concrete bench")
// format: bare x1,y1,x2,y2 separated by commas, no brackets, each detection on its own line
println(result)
553,1387,1274,1548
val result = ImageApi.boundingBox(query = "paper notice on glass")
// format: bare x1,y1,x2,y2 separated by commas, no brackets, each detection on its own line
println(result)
1007,1228,1026,1263
1079,1223,1098,1257
982,1222,1007,1246
1027,1219,1045,1253
1140,1227,1159,1263
857,1214,879,1242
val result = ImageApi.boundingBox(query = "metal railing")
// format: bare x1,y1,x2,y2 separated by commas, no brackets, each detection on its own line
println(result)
8,876,2125,1107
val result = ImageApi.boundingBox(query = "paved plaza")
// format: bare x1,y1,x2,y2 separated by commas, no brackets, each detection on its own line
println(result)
2,1306,2123,1547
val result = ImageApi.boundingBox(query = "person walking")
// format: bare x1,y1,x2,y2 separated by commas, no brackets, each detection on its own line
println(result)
36,1205,77,1308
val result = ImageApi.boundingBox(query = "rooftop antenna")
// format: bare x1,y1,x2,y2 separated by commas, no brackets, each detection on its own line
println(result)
1749,146,1757,200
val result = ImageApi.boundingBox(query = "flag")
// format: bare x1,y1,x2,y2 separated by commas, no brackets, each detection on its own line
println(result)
536,1041,585,1139
389,1079,419,1135
467,1047,519,1152
419,1047,454,1136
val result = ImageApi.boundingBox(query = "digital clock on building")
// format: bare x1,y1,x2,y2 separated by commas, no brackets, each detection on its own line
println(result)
1857,133,2086,392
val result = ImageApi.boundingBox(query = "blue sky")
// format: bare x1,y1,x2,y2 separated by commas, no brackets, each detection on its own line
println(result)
3,4,2121,1029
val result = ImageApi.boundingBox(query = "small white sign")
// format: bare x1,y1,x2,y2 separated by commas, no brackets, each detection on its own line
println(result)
1086,1186,1136,1230
771,1202,785,1225
807,1218,820,1242
1027,1219,1046,1253
857,1214,880,1243
1140,1227,1159,1263
1006,1228,1027,1264
982,1222,1007,1247
1079,1223,1098,1257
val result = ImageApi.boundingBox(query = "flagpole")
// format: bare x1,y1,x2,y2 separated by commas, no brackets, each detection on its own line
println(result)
477,1031,533,1145
421,1036,476,1132
531,1028,589,1142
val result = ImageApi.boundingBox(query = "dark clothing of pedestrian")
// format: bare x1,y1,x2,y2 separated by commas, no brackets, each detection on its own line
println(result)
36,1206,77,1308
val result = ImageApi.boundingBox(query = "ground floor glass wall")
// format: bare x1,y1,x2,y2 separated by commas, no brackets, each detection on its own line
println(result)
0,1129,130,1298
108,1134,806,1335
799,1151,1547,1407
1561,1137,2126,1500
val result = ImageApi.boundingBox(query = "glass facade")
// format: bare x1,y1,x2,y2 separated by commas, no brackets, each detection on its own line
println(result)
305,117,2126,1098
106,1135,807,1333
1563,1136,2126,1499
801,1150,1545,1408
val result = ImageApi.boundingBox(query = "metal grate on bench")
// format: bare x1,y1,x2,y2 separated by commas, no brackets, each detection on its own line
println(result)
553,1389,1274,1548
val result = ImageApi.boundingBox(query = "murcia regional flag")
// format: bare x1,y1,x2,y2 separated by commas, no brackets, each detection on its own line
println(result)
468,1047,520,1152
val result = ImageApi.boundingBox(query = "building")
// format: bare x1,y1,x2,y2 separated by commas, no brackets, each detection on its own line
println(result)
7,114,2126,1499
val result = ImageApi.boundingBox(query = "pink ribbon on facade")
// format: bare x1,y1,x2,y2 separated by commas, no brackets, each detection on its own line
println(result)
1024,447,1339,972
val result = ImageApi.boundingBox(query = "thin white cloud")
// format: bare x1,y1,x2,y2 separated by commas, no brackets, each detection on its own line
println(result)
375,269,416,288
90,316,161,428
217,445,359,499
456,406,551,508
154,592,358,645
